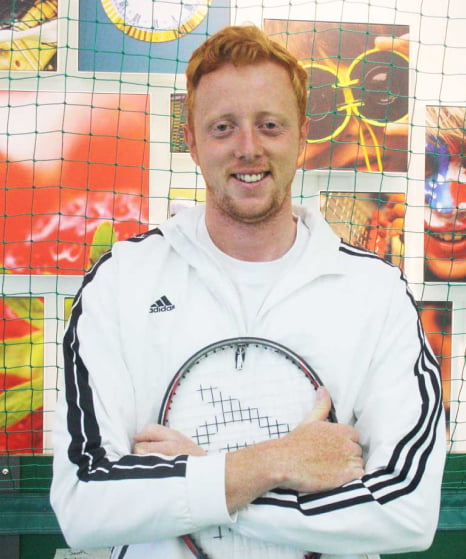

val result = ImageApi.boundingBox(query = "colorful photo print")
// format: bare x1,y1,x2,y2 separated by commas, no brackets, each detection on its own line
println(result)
417,301,452,435
264,20,409,172
64,297,73,323
1,297,44,454
320,191,405,267
168,187,206,217
79,0,230,73
425,106,466,282
0,91,149,275
170,93,188,153
0,0,58,71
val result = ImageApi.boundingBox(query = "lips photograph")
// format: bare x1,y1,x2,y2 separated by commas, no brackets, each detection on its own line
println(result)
425,105,466,282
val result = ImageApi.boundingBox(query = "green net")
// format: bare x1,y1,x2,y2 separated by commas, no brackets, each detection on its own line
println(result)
1,0,466,537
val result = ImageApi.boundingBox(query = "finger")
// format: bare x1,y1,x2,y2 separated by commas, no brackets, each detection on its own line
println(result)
374,36,396,51
134,423,172,442
133,441,183,455
134,440,205,457
302,386,332,424
346,426,362,444
374,35,408,53
133,441,160,455
353,442,363,457
384,122,409,136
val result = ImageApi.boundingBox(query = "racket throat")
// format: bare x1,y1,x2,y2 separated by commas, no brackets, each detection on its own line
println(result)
235,344,247,370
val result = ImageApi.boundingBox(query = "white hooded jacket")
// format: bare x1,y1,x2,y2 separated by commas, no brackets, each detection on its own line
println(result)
51,205,445,559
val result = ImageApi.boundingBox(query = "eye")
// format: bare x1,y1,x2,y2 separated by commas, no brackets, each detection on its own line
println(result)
259,120,283,135
210,121,234,137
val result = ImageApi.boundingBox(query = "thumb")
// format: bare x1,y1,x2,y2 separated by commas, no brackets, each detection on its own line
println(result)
303,386,332,424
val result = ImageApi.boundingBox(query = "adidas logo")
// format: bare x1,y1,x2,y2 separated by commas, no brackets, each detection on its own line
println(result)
149,296,175,314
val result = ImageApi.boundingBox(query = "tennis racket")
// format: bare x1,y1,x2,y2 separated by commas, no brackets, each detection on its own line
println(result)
158,337,337,559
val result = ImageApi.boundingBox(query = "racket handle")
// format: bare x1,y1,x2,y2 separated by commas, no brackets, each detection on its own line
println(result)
182,535,209,559
184,533,322,558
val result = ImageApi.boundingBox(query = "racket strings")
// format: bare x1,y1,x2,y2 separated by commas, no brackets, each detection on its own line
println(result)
192,384,292,451
162,338,325,559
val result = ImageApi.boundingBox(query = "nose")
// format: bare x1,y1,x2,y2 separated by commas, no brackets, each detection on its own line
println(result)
426,160,466,214
233,125,264,161
425,174,455,214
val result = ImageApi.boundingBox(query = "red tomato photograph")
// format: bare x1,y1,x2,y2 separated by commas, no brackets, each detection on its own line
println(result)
0,91,149,274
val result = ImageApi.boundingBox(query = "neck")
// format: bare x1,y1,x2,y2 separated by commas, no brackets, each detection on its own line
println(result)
205,206,297,262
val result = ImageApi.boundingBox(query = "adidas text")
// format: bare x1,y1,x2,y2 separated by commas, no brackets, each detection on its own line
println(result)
149,296,175,314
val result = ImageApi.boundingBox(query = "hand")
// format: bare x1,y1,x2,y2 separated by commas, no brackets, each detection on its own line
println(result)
133,423,206,457
224,387,364,514
276,387,364,493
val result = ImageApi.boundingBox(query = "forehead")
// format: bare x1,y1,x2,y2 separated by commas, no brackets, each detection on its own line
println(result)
192,61,299,118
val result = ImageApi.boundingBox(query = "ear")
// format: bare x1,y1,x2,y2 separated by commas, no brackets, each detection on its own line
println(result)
183,123,199,166
298,116,310,155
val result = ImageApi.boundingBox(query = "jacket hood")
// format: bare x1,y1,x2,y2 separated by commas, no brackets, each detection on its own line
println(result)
159,203,343,281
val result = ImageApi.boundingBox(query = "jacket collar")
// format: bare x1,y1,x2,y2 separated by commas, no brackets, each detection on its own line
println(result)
161,204,344,282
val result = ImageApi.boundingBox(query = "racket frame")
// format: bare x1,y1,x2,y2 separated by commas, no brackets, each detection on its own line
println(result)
158,337,336,559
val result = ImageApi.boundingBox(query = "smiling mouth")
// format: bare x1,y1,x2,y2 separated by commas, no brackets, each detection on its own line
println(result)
233,172,269,183
426,230,466,243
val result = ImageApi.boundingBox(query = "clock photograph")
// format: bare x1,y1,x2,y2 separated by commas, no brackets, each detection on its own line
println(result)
100,0,210,43
79,0,230,73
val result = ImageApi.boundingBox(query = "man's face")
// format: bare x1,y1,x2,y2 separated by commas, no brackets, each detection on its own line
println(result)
184,62,308,225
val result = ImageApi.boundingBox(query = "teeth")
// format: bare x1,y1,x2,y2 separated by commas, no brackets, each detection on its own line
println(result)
430,231,466,242
438,234,455,242
235,173,266,183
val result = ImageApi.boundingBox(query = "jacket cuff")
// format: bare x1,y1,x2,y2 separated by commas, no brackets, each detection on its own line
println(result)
186,453,236,528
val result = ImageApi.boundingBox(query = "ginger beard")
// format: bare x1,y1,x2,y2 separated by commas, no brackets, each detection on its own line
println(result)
206,169,291,226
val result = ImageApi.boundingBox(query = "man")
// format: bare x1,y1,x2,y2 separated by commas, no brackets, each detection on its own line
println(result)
51,25,445,559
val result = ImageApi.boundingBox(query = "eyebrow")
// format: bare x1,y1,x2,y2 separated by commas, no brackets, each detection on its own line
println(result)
203,110,290,126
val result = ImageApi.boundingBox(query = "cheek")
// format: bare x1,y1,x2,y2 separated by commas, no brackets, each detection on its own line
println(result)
450,181,466,206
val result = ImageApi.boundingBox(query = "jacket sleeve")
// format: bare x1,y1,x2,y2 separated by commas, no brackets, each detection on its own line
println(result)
232,267,446,555
50,248,233,549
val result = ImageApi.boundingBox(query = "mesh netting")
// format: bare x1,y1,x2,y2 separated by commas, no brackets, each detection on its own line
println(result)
0,0,465,535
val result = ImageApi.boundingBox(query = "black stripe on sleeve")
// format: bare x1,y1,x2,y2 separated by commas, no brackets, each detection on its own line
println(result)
255,243,443,516
63,242,187,483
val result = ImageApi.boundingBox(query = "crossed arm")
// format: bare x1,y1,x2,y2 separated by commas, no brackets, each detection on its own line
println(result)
133,386,364,514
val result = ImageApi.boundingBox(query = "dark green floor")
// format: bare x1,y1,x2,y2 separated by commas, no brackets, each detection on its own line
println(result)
1,455,464,558
385,530,466,558
0,530,460,559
